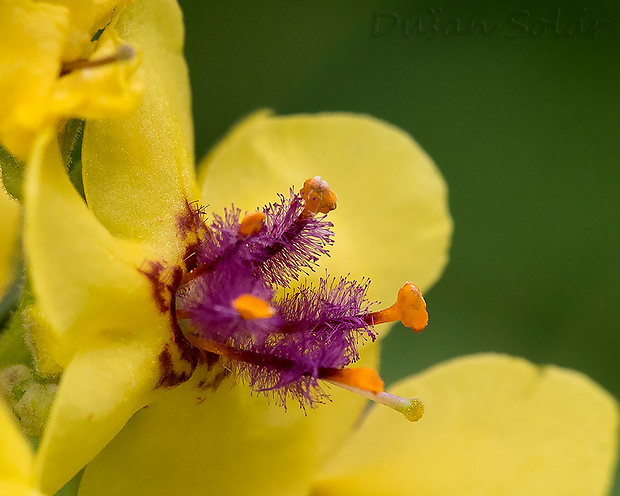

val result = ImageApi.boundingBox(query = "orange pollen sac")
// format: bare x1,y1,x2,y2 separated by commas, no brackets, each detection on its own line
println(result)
365,282,428,333
239,212,266,236
322,367,384,394
300,176,337,215
232,294,276,320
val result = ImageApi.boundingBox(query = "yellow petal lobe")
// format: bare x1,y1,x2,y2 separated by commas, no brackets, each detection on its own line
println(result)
24,133,168,363
79,346,380,496
198,113,452,307
0,400,33,486
312,354,619,496
34,339,163,495
82,0,197,263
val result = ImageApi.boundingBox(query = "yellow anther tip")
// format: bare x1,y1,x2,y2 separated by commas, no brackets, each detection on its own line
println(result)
239,212,266,236
232,294,275,320
397,282,428,333
403,396,424,422
300,176,337,214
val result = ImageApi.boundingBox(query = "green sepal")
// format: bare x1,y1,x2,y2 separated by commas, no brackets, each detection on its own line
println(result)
0,278,33,370
0,265,25,335
59,119,86,200
0,216,25,334
0,144,25,202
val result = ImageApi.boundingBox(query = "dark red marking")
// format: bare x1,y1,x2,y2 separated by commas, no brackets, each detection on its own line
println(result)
138,261,172,314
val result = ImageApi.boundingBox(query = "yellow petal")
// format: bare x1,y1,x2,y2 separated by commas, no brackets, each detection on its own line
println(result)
46,0,129,61
0,170,20,296
34,338,163,495
313,354,619,496
116,0,194,157
80,373,319,496
198,113,452,306
0,0,68,159
51,19,142,121
0,483,43,496
79,346,380,496
0,399,33,485
24,133,167,361
82,0,197,263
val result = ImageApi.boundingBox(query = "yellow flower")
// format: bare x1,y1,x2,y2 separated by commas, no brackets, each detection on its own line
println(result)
1,1,617,496
14,0,456,492
12,0,448,493
0,0,142,161
24,98,453,495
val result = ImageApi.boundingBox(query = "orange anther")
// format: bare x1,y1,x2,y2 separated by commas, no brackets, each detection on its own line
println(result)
364,282,428,333
233,294,276,320
396,282,428,332
239,212,266,236
300,176,337,215
322,367,384,394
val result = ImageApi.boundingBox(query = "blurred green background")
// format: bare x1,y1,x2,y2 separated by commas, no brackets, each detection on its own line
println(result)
180,0,620,488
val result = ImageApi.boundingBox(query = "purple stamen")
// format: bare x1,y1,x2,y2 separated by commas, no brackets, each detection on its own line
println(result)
177,185,377,407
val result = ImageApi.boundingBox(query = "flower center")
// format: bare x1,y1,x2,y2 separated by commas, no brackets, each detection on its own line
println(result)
174,177,428,420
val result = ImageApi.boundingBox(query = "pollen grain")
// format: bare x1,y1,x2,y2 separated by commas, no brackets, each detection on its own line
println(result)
233,294,276,320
